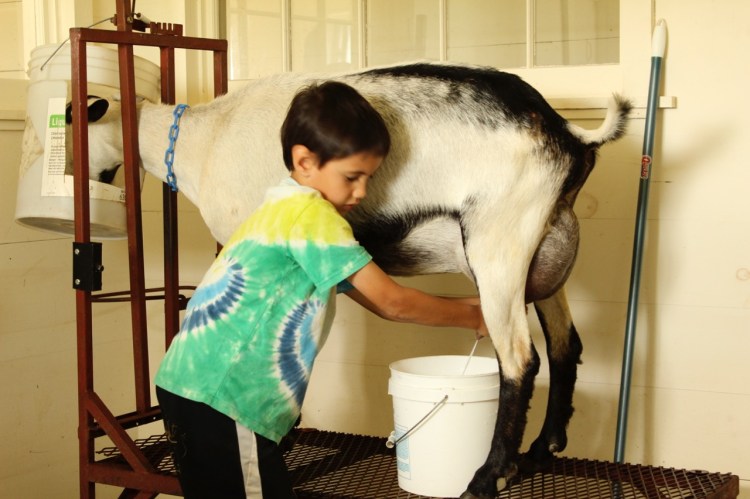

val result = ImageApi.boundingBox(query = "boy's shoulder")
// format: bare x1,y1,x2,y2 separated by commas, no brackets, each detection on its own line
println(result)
261,178,329,217
226,179,347,247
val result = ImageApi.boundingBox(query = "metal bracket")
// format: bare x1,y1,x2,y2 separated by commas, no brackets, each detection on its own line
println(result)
72,242,103,291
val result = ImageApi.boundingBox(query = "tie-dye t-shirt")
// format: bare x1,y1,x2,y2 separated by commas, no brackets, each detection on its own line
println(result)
155,178,372,443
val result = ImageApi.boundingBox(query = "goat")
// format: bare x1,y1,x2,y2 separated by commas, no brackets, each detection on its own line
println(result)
70,62,631,498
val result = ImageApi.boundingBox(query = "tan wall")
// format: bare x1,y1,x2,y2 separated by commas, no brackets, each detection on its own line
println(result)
0,0,748,497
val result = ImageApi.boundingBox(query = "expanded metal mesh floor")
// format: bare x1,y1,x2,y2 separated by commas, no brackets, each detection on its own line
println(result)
285,430,740,499
97,430,739,498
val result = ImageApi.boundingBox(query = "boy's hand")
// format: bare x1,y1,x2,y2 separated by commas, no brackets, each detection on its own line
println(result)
475,308,489,340
473,301,530,339
461,296,481,306
446,296,486,339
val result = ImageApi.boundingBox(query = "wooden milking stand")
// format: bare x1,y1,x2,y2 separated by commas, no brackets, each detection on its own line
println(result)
70,1,226,496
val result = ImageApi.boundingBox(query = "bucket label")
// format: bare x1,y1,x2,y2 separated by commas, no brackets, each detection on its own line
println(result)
40,97,126,203
40,98,67,195
394,424,411,479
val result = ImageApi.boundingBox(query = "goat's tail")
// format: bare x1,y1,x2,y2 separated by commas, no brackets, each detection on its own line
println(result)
567,94,633,146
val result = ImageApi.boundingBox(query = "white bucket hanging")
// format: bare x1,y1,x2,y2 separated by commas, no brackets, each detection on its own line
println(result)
14,43,160,239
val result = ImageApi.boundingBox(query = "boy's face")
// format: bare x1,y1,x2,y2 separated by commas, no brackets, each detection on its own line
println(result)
291,145,382,215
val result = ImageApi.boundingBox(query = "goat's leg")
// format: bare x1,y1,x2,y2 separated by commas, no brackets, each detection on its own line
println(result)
458,211,549,497
523,287,583,469
460,345,540,499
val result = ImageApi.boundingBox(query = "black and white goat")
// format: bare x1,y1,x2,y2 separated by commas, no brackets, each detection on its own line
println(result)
73,62,631,498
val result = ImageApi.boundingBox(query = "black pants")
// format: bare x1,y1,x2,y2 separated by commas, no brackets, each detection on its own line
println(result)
156,386,296,498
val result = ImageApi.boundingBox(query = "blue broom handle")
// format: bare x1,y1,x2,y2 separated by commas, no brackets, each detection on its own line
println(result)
614,19,667,464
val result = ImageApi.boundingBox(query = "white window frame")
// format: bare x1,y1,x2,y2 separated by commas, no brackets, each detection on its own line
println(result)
210,0,665,115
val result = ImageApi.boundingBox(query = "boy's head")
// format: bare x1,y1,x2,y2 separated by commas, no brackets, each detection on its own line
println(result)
280,81,391,171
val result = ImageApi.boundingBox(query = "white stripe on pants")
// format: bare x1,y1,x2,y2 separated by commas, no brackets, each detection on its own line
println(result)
236,422,264,498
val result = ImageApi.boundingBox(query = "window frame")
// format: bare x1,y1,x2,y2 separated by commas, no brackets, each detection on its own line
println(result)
214,0,654,111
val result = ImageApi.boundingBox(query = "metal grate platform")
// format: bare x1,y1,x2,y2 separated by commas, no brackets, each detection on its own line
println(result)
284,429,740,499
97,430,739,498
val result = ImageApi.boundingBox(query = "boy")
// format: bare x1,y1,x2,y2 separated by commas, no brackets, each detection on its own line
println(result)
155,81,487,498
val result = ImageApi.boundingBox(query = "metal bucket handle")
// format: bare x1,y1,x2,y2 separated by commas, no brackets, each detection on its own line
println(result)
386,394,449,449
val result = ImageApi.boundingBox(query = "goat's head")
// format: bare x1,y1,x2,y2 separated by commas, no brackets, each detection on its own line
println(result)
65,96,126,184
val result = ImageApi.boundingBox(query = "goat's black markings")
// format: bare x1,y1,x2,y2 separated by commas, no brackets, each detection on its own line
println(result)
98,165,121,184
64,95,108,125
359,63,568,134
349,206,460,275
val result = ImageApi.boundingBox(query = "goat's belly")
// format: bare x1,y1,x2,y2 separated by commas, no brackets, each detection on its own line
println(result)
399,217,469,275
356,215,469,277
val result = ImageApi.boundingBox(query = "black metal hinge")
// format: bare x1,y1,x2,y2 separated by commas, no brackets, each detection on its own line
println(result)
72,242,103,292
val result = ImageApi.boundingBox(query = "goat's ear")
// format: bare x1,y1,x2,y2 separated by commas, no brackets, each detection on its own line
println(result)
64,97,110,124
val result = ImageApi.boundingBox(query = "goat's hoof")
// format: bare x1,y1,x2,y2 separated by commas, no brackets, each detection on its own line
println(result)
459,480,500,499
524,438,557,470
462,462,520,498
459,475,515,498
496,476,509,491
459,491,493,499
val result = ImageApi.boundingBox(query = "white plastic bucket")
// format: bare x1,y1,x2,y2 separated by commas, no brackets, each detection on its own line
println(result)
388,355,499,498
15,44,160,239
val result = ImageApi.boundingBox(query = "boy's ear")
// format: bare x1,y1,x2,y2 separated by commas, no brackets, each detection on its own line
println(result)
291,145,319,176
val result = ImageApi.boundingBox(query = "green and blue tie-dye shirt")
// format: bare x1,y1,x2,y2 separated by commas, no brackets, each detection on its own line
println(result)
154,178,372,442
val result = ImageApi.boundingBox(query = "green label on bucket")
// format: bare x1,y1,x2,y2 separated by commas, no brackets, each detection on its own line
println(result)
48,114,65,128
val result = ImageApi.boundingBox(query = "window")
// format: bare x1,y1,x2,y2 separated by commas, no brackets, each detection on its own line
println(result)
291,0,361,72
533,0,619,67
366,0,442,66
226,1,284,79
222,0,648,100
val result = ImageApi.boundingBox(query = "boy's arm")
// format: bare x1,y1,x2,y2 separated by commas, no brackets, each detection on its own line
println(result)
344,261,487,336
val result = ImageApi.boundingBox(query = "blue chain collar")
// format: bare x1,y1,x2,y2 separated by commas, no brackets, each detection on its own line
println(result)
163,103,189,192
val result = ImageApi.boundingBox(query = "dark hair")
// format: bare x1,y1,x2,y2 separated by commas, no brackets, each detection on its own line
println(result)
280,81,391,171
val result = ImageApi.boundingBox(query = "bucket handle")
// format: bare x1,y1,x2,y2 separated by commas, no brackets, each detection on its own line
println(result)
386,394,448,449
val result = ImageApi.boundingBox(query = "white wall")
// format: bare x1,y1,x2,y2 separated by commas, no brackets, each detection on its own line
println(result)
0,0,748,497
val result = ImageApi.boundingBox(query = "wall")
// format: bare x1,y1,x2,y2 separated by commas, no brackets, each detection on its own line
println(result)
0,1,748,498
